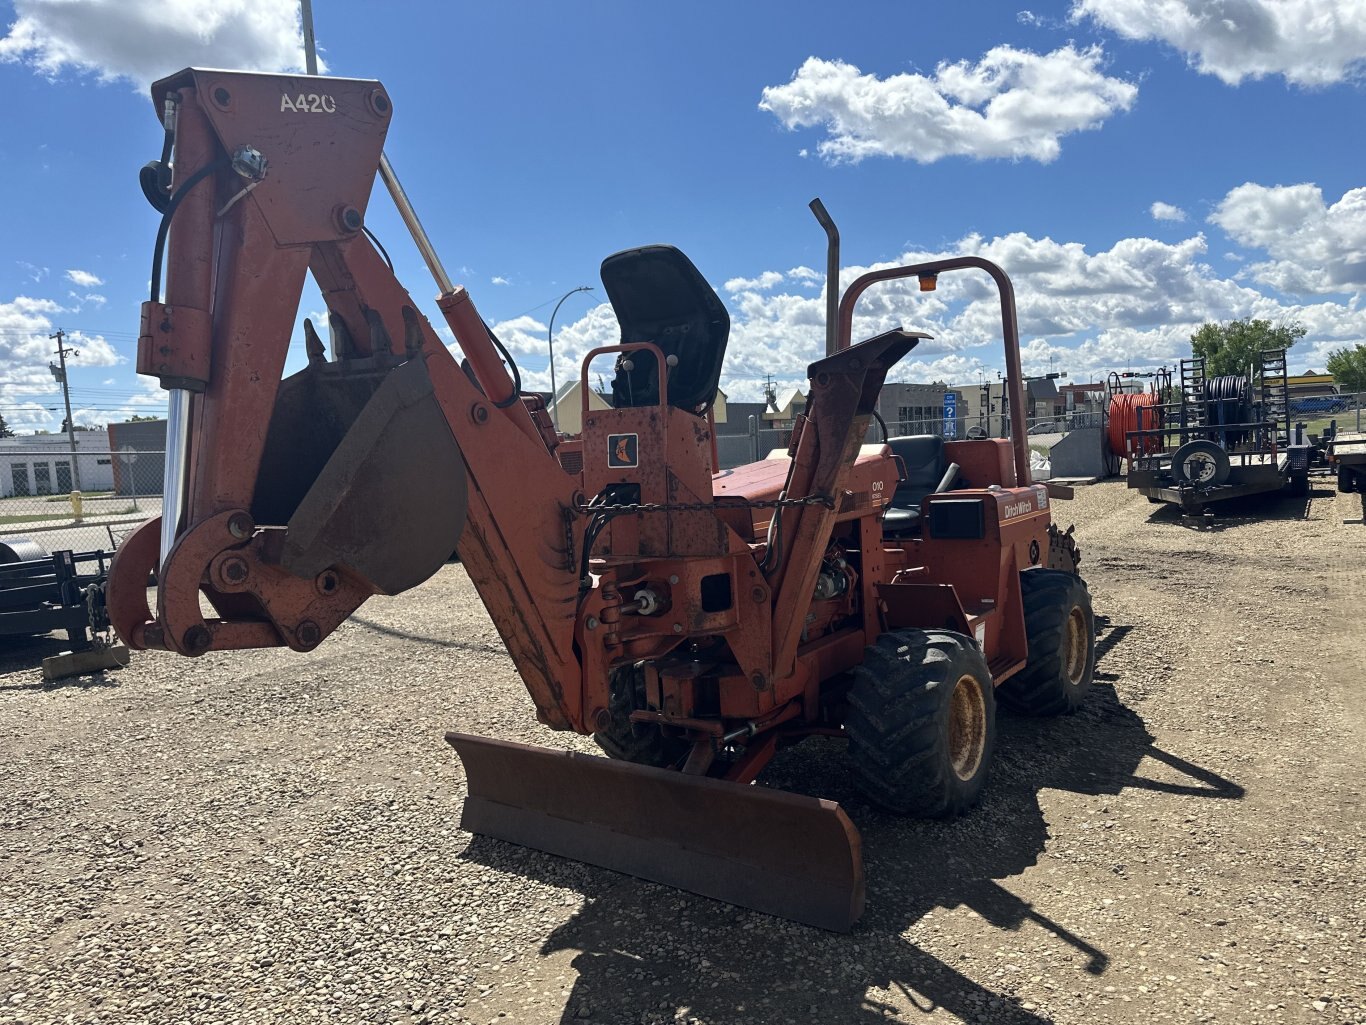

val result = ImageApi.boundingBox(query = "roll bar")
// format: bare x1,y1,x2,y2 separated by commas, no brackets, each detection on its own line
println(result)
835,256,1030,488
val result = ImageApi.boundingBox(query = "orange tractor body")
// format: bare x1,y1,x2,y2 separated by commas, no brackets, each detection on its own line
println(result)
106,69,1093,931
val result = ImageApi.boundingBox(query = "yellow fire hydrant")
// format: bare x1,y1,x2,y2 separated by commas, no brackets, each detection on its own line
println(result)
69,490,82,523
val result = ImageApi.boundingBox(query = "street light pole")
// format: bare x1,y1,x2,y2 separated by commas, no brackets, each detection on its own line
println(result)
547,286,593,430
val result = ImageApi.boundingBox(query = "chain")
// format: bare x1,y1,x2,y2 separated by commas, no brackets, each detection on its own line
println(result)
572,494,834,516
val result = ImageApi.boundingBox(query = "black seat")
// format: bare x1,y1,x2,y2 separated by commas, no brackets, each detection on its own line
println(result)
883,435,950,536
600,245,730,414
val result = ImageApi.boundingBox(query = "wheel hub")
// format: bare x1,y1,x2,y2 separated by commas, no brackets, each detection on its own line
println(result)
948,673,987,782
1182,451,1219,485
1064,606,1088,685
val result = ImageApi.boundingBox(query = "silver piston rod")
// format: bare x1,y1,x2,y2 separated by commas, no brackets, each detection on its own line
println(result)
159,388,191,568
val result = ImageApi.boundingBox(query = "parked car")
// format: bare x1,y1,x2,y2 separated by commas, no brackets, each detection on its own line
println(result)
1027,421,1060,435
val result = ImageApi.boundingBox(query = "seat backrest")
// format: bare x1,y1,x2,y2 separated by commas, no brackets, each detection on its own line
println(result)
600,245,730,414
887,435,945,509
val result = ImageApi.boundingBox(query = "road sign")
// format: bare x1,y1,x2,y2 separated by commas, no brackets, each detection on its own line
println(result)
943,392,958,438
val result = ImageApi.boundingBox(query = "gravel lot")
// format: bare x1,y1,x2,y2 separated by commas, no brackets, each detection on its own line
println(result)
2,479,1363,1025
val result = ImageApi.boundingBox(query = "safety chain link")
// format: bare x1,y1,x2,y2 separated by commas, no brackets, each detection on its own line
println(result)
572,494,834,516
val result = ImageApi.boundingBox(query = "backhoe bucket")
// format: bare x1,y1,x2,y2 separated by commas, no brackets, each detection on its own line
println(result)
446,732,865,931
255,355,467,595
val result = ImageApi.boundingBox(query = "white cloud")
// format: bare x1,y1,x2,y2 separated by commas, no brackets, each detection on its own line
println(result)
0,295,122,431
491,276,511,286
1073,0,1366,86
64,269,102,288
1150,201,1187,222
1209,183,1366,294
0,0,318,88
758,46,1137,164
724,271,785,293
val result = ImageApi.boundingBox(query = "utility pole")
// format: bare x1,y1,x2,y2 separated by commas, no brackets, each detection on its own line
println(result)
48,329,82,490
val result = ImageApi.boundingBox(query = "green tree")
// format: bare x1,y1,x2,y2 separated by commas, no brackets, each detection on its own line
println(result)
1189,318,1306,377
0,413,13,439
126,414,160,423
1326,344,1366,392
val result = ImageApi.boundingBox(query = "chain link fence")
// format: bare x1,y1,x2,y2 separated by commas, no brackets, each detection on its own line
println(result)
0,446,163,555
1289,392,1364,435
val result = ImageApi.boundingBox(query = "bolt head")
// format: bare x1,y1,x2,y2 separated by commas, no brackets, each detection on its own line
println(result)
182,625,211,656
296,620,322,648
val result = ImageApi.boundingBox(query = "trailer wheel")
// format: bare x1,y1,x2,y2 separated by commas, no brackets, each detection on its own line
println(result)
846,630,995,817
593,666,689,769
998,569,1095,716
1289,471,1309,497
1340,466,1357,494
1170,440,1230,487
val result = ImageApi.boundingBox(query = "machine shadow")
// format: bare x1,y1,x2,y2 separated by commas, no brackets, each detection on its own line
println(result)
1143,488,1318,528
459,621,1243,1025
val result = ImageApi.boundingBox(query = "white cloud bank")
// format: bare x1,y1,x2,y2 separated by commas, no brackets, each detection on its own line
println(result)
494,180,1365,401
1150,201,1188,222
758,46,1137,164
0,295,124,430
1210,183,1366,294
1073,0,1366,86
0,0,316,87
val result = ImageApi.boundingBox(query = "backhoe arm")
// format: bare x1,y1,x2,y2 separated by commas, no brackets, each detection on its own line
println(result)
105,68,587,729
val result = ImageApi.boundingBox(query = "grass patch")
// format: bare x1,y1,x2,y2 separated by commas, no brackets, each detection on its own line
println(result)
0,505,137,525
43,491,113,502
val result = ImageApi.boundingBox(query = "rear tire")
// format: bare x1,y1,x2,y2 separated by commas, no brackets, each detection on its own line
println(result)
1340,466,1357,494
846,630,995,817
998,569,1095,716
593,666,689,769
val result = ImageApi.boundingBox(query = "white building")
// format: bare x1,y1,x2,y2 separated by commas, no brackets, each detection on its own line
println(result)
0,433,115,497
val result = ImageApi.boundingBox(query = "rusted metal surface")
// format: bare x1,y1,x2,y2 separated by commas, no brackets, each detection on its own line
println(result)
446,733,865,932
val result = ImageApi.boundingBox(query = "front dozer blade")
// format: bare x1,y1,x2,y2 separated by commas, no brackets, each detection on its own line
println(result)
446,732,865,931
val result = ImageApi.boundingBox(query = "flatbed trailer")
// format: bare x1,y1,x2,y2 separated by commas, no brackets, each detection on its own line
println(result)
1129,451,1294,513
0,542,112,643
1328,432,1366,493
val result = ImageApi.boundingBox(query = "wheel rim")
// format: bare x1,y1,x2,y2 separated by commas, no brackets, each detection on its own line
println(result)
948,673,987,782
1184,452,1218,484
1064,605,1089,685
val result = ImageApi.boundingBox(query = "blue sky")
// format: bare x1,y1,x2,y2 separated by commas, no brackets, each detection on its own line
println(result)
1,0,1364,429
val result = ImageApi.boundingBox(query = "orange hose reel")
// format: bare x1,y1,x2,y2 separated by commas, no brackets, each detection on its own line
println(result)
1106,391,1163,463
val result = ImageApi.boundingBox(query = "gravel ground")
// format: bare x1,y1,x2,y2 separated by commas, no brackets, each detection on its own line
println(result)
2,479,1363,1025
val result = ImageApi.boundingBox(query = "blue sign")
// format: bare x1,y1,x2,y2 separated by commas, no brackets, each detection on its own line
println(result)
942,391,958,438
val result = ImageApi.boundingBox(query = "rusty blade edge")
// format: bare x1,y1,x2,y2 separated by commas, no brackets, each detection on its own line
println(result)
446,731,865,932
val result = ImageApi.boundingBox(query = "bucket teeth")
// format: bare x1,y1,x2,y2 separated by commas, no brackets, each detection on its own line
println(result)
402,305,423,357
303,318,327,365
365,307,394,356
329,310,355,359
